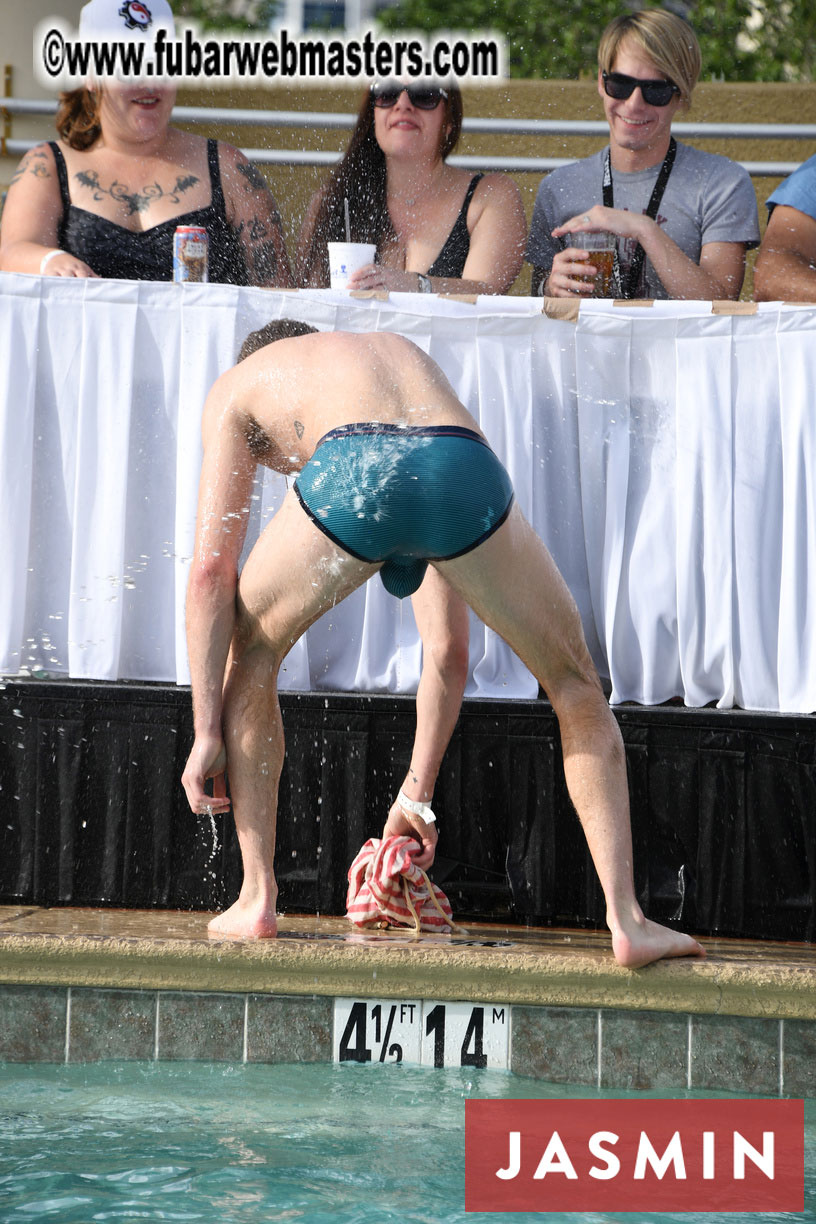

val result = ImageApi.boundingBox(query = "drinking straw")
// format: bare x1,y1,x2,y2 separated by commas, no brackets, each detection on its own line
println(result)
344,198,351,241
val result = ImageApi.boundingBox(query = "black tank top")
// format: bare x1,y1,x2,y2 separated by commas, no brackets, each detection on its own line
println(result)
50,138,248,284
426,174,483,278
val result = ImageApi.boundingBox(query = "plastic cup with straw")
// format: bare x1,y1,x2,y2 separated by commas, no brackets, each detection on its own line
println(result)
328,198,376,289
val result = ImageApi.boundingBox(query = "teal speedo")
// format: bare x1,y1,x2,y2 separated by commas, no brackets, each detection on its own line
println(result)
293,423,514,598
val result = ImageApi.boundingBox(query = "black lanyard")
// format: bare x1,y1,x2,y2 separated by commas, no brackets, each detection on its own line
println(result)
602,137,676,299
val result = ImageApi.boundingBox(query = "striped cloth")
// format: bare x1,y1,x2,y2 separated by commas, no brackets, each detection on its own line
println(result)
346,835,456,933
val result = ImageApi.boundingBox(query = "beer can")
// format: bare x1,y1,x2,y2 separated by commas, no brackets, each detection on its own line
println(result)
173,226,209,283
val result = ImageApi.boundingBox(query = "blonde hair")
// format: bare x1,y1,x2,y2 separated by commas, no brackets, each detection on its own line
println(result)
598,10,701,109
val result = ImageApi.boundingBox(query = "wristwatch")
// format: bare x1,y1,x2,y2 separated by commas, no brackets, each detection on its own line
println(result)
417,273,432,293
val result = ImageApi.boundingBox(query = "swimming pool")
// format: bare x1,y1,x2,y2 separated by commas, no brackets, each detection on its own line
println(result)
1,1060,814,1223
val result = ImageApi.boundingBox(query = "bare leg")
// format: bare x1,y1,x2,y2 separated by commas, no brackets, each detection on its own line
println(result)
382,569,469,866
209,492,377,939
436,504,705,969
209,640,283,938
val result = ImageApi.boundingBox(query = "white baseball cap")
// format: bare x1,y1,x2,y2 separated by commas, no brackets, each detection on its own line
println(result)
78,0,176,40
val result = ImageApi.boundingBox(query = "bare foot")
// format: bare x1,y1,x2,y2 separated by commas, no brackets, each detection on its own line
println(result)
207,897,278,940
611,916,706,969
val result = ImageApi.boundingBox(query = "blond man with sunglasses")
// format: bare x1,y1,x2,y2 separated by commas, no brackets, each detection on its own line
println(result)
527,10,759,301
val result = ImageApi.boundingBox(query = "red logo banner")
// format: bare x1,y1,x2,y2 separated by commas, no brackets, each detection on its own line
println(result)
465,1098,804,1213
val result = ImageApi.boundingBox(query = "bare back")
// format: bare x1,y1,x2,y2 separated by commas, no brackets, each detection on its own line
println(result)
217,330,482,473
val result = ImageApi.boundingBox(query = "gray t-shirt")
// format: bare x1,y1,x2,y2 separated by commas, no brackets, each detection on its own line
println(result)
526,141,760,298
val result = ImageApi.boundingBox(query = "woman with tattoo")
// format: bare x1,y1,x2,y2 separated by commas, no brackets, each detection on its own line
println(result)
0,0,293,286
296,79,527,294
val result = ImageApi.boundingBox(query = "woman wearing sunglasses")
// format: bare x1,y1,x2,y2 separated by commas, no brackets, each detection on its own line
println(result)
296,79,526,294
527,10,759,301
296,80,525,857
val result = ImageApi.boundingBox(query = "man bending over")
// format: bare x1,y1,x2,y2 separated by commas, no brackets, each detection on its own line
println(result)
234,321,468,870
181,320,704,968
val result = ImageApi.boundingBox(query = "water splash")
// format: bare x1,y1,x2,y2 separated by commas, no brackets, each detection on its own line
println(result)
202,805,219,866
671,864,687,921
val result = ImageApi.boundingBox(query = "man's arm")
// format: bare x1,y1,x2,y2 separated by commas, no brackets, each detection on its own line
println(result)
639,224,746,300
181,372,257,813
552,206,748,299
753,205,816,303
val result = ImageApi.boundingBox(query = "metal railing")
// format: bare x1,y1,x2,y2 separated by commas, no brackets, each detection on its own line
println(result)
2,97,814,176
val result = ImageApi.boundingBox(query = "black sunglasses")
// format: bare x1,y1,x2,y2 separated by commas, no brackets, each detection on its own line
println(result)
371,82,448,110
602,71,679,107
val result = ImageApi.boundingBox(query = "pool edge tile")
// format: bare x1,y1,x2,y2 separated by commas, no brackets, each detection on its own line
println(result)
690,1014,781,1093
68,987,157,1062
600,1008,689,1090
511,1005,598,1084
157,991,246,1061
0,984,67,1062
246,993,333,1063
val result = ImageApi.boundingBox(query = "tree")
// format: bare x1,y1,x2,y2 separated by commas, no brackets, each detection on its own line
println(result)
376,0,816,81
378,0,621,79
173,0,279,31
744,0,816,81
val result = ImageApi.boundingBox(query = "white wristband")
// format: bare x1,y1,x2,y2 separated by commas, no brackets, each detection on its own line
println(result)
397,788,436,825
40,248,64,274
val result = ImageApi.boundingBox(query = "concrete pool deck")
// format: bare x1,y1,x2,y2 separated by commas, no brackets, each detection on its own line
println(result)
1,906,815,1020
1,907,815,1092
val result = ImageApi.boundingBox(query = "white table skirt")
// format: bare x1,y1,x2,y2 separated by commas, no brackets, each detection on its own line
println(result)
1,273,814,712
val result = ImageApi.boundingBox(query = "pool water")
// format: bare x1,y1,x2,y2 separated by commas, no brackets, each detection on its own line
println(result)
0,1061,814,1223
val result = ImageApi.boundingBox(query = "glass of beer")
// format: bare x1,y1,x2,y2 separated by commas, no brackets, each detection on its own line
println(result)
571,231,617,298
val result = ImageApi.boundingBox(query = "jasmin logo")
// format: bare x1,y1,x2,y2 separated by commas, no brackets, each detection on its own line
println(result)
466,1099,804,1212
118,1,153,31
498,1125,774,1180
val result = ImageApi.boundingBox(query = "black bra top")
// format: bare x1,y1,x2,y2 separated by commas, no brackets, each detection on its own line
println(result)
49,138,248,284
426,174,483,278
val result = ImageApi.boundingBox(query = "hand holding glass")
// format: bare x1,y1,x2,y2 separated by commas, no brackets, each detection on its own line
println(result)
571,231,617,298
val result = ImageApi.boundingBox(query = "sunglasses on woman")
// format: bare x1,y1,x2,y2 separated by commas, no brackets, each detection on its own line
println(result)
602,71,679,107
371,82,448,110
